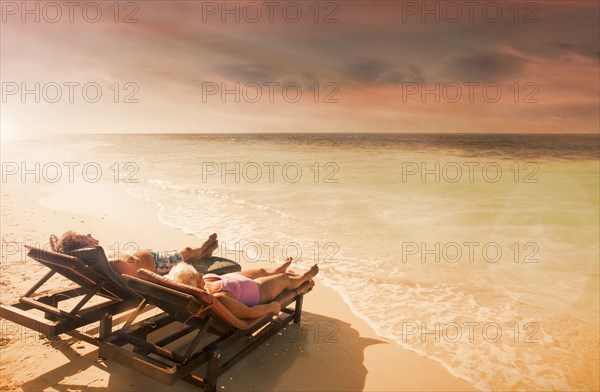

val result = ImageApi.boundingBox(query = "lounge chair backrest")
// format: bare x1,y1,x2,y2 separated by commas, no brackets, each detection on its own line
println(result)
134,268,313,332
136,268,215,304
134,269,266,331
25,246,133,300
67,246,133,294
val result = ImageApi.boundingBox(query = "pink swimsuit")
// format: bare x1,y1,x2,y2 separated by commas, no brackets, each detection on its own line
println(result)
203,273,261,307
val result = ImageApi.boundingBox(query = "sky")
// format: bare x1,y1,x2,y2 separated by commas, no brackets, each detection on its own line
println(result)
0,0,599,137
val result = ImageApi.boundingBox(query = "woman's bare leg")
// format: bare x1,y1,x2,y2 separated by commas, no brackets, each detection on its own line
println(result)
180,233,219,262
237,258,293,279
255,264,319,303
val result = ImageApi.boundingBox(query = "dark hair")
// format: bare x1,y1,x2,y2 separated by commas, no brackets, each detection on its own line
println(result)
56,231,93,253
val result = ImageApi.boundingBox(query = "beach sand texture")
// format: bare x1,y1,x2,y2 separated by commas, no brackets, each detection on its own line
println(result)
0,179,474,391
1,134,598,391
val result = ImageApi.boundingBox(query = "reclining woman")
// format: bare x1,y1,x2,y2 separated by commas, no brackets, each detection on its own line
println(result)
165,258,318,319
55,231,221,276
55,231,319,319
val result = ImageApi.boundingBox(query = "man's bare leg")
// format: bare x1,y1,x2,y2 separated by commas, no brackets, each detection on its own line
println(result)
256,264,319,303
238,258,293,279
181,233,219,262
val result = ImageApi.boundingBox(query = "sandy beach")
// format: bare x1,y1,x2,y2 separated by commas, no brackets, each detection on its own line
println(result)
0,179,475,391
2,0,599,388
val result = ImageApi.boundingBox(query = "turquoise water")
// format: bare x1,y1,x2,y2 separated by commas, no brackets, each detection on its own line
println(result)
2,133,599,390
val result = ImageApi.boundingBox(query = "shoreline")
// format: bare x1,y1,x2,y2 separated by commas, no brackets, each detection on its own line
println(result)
0,179,476,391
127,185,482,388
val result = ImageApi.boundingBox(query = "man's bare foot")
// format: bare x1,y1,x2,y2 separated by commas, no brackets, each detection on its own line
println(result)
302,264,319,280
200,233,219,257
274,257,293,274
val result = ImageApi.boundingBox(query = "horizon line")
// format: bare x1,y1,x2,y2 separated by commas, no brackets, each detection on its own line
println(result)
18,131,600,136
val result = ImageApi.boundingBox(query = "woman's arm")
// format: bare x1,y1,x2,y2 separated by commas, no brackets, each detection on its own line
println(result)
213,293,280,319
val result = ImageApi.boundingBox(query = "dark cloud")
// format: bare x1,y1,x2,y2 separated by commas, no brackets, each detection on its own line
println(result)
509,40,600,62
383,70,405,84
449,52,527,81
216,64,282,83
345,59,390,83
406,64,426,83
344,59,428,85
548,42,600,61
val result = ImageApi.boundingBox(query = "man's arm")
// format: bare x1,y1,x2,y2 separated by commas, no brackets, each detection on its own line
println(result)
213,293,280,319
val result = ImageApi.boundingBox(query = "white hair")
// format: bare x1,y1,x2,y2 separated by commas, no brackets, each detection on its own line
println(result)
164,262,199,287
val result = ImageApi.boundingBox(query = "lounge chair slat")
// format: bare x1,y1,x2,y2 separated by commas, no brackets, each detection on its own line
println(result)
116,331,185,363
0,304,60,335
100,339,179,381
154,325,195,347
19,297,72,319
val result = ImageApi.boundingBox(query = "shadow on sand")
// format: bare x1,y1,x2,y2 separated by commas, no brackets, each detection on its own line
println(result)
21,311,383,391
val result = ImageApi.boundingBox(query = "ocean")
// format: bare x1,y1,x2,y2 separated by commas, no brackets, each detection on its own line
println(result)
2,133,599,390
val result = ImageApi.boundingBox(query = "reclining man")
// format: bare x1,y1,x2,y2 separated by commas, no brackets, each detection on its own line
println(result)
56,231,220,276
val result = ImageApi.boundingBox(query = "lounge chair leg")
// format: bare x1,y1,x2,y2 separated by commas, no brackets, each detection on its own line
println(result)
99,313,112,340
205,350,220,392
293,295,303,324
44,299,59,321
23,270,56,298
68,280,106,316
123,299,147,331
183,317,212,362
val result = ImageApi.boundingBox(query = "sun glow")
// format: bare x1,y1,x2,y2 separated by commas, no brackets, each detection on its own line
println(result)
0,116,20,140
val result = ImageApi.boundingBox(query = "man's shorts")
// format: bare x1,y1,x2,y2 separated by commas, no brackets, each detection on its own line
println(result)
147,250,183,275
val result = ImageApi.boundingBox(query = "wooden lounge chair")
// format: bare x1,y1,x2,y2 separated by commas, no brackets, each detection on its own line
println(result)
0,244,241,345
0,245,139,344
99,268,314,392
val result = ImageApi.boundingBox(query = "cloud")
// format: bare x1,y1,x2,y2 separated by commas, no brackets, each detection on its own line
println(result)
406,64,426,83
548,42,600,60
345,59,390,82
1,1,598,134
216,64,283,83
448,52,527,81
343,59,428,85
509,40,600,63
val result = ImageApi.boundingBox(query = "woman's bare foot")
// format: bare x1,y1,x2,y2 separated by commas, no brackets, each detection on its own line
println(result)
302,264,319,280
274,257,293,274
183,233,219,262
